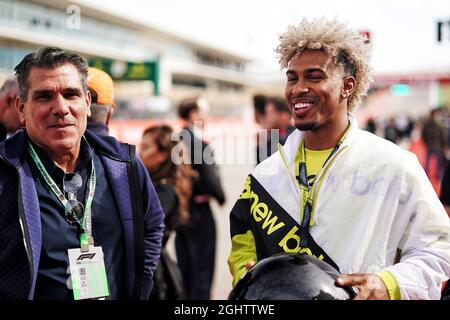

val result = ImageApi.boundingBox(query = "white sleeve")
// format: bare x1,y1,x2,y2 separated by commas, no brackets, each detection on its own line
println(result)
382,155,450,299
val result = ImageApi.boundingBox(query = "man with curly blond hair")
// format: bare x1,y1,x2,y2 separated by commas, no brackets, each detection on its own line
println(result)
228,18,450,300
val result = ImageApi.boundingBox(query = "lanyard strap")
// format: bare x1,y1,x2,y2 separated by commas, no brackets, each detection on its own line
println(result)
297,123,350,246
28,141,96,249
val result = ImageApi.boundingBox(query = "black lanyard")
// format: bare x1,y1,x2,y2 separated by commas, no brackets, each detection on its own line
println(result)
296,123,350,247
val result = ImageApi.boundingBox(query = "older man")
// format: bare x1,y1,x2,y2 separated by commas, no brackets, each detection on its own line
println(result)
0,47,164,300
86,67,115,136
0,76,21,141
228,18,450,300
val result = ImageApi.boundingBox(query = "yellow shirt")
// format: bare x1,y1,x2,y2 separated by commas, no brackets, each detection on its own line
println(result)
303,147,334,187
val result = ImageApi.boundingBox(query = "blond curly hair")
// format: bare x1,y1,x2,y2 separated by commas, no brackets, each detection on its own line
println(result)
275,17,372,111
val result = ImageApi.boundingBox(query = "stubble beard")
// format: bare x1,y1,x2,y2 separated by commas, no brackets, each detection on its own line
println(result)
295,122,317,131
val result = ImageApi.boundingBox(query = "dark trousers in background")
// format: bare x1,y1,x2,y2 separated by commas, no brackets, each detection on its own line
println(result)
175,203,216,300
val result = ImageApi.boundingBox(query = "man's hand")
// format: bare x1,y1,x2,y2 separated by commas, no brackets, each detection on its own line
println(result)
336,273,389,300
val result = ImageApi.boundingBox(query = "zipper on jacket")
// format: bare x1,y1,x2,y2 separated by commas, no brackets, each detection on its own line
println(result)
126,144,145,299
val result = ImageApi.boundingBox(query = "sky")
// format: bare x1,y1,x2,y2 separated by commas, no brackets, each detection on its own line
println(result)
82,0,450,77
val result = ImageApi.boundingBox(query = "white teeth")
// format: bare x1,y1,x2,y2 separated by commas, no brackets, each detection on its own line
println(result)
294,102,312,109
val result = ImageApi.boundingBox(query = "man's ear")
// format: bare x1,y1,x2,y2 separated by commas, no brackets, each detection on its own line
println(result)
106,107,114,126
85,90,91,117
341,76,356,98
15,96,26,124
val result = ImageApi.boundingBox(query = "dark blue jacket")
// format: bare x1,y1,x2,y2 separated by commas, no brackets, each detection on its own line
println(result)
86,122,109,137
0,129,165,300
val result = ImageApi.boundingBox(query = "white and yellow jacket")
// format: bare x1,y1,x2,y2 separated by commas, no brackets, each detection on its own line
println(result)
228,117,450,300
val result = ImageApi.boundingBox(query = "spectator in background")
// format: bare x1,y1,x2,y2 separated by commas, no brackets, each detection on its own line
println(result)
0,76,22,141
384,116,398,144
264,96,296,145
86,67,115,136
441,107,450,159
258,96,296,163
140,124,193,300
422,108,448,179
395,114,414,140
365,117,376,134
252,94,267,126
176,97,226,299
253,94,267,164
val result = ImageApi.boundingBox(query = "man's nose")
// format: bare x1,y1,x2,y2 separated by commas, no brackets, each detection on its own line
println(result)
292,79,309,95
52,95,70,117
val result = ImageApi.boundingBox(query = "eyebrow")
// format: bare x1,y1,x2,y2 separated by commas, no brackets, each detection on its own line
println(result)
305,68,326,74
286,69,296,76
286,68,326,75
63,87,83,95
32,89,52,98
32,87,82,97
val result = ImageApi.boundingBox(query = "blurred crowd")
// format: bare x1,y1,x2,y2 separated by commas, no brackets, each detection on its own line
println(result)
363,107,450,181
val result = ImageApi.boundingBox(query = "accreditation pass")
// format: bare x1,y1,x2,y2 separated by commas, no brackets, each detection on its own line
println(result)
68,246,109,300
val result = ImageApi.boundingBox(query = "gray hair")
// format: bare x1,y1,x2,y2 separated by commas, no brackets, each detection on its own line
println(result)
88,103,112,125
14,47,88,101
0,76,19,96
